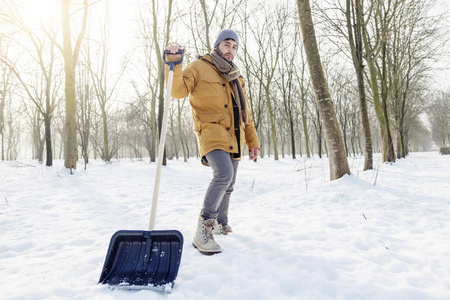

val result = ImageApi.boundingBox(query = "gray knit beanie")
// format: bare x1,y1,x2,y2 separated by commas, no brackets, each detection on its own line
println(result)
213,29,239,49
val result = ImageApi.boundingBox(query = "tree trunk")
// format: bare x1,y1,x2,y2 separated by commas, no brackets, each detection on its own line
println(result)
345,0,373,170
301,99,311,158
170,110,178,159
380,43,396,162
44,115,52,166
177,100,187,162
297,0,350,180
359,0,396,164
297,60,311,158
397,89,408,158
152,0,173,166
265,85,279,160
60,0,88,170
101,107,110,161
199,0,213,52
61,0,77,169
0,92,4,161
366,57,395,163
0,61,11,161
289,116,296,159
78,62,92,170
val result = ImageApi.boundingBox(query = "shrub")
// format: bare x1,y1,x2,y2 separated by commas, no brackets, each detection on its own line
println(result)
439,146,450,155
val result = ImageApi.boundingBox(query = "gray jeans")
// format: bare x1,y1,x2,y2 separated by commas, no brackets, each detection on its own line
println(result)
201,150,239,226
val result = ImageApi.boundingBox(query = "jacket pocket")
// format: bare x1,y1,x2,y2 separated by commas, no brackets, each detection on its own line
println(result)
199,122,229,148
195,112,227,138
193,112,224,133
197,77,225,99
198,112,225,124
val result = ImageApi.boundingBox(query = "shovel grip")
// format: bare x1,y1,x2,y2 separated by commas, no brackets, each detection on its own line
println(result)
163,49,184,71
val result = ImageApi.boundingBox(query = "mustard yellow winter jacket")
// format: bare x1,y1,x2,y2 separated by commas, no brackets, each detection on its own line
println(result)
165,54,260,163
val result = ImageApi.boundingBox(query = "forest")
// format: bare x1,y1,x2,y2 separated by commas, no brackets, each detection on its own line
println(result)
0,0,449,174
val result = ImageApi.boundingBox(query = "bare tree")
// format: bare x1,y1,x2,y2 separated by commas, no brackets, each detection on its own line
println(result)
0,32,23,162
0,1,63,166
247,4,288,160
134,7,158,161
155,0,172,164
57,0,90,171
4,99,22,160
87,2,128,162
294,46,312,158
77,49,94,169
187,0,244,53
0,49,14,160
387,0,448,158
297,0,350,180
132,0,175,163
345,0,373,169
360,0,403,163
330,71,353,156
239,1,265,156
176,98,188,162
428,90,450,146
277,25,300,159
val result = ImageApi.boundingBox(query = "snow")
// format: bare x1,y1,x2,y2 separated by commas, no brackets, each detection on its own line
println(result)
1,152,450,300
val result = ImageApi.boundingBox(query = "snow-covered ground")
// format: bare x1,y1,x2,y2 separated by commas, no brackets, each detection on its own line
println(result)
1,152,449,299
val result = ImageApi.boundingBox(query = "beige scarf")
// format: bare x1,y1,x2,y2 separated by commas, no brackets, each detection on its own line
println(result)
209,50,250,124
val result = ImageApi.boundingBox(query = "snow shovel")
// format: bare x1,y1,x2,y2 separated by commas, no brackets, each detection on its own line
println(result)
98,49,184,290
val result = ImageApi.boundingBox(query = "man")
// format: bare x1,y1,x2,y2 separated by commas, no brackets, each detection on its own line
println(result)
166,29,260,254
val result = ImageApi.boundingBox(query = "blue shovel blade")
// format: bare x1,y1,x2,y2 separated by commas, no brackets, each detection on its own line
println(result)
98,230,183,289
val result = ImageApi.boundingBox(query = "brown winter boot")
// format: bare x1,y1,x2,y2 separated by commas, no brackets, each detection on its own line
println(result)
212,223,233,235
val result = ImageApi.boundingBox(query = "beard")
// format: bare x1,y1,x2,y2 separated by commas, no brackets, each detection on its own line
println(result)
215,48,233,63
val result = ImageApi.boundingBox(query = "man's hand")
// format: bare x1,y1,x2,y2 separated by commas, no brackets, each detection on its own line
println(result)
166,44,184,59
249,147,259,161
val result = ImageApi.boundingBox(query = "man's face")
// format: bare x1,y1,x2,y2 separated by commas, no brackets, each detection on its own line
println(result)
216,39,238,62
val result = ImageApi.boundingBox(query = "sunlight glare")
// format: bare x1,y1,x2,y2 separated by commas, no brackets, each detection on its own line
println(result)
19,0,60,29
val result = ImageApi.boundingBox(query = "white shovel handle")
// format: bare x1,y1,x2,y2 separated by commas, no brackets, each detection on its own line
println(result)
148,68,175,231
